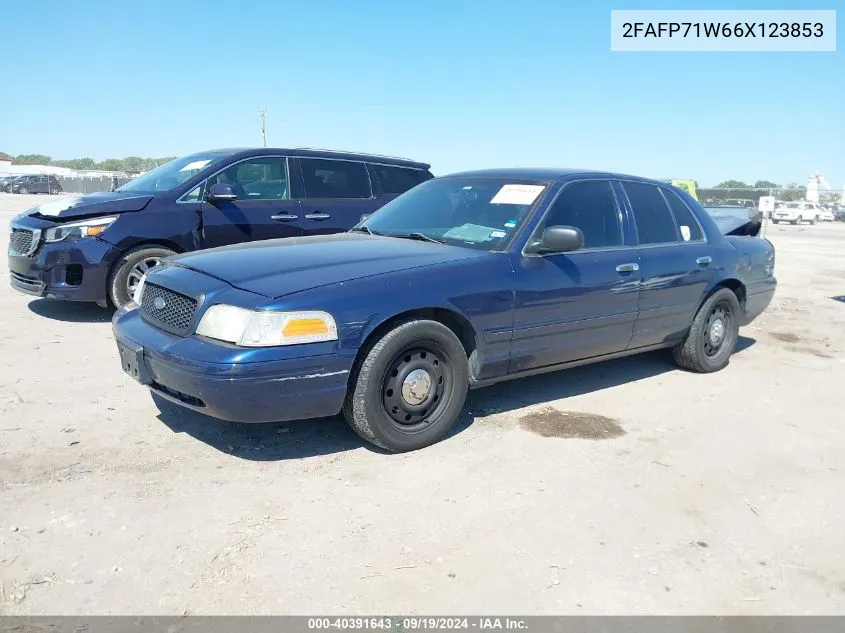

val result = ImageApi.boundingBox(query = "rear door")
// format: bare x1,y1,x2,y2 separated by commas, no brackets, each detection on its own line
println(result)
620,181,715,349
295,158,382,235
200,155,303,248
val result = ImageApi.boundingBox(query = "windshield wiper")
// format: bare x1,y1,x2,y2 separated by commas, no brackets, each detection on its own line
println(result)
349,225,384,236
392,232,446,244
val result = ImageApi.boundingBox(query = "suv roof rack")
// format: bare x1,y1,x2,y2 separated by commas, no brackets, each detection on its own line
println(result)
294,147,419,164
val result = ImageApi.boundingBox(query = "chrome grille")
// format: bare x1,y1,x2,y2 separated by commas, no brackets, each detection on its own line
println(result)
140,283,198,336
9,227,38,256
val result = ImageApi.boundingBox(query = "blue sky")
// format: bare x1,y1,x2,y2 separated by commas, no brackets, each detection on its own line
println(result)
1,0,841,187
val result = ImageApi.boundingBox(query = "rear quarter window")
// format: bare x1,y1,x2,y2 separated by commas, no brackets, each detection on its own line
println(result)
372,164,431,195
622,181,680,245
661,188,704,241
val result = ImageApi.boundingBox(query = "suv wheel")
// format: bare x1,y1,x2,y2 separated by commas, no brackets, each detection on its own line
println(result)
18,187,29,195
50,187,61,195
108,245,175,308
673,288,741,373
343,319,469,452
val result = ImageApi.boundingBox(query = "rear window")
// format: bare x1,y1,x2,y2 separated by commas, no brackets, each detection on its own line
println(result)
372,164,431,195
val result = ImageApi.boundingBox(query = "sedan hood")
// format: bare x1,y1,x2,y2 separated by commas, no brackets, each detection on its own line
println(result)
24,191,155,221
168,233,488,299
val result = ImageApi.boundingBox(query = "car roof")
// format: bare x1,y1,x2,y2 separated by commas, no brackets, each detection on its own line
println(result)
440,167,669,185
201,147,430,170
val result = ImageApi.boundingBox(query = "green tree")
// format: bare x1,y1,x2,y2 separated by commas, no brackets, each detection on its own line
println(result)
715,180,749,188
123,156,145,172
753,180,779,188
96,158,125,171
15,154,52,165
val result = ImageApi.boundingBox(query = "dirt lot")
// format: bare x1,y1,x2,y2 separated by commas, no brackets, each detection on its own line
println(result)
1,193,844,615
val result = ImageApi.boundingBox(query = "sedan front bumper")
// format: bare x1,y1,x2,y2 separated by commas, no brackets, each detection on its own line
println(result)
112,307,355,423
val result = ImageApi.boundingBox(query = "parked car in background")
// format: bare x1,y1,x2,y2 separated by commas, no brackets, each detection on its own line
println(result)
112,168,777,452
818,206,835,222
771,201,821,225
8,148,433,308
1,175,19,192
8,175,62,195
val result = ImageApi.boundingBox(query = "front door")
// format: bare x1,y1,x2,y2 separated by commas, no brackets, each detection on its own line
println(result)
294,157,382,236
201,156,303,248
618,181,717,349
510,179,640,372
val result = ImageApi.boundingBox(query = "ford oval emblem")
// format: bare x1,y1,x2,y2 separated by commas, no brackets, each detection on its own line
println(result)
153,296,166,310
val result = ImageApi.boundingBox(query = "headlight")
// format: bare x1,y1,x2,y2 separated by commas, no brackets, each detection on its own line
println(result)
132,272,147,305
196,306,338,347
43,215,117,242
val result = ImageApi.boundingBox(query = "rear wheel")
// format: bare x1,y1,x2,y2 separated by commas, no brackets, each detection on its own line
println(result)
343,319,469,452
50,187,60,195
18,187,29,195
107,245,175,308
673,288,741,373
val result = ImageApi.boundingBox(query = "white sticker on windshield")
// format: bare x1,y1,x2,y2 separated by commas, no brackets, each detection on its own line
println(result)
180,159,211,172
33,196,84,217
490,230,507,239
680,225,691,241
443,223,497,242
490,184,545,205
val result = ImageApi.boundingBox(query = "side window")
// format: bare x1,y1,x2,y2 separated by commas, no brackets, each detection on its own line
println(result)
661,189,704,242
300,159,371,199
540,180,622,249
623,182,679,245
210,157,288,200
372,164,429,195
183,184,203,202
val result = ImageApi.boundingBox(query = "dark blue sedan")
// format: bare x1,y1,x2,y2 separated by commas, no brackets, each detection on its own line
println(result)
112,169,777,452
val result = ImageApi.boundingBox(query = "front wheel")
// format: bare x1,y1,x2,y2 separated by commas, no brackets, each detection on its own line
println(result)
18,187,28,195
673,288,741,373
343,319,469,452
107,245,175,308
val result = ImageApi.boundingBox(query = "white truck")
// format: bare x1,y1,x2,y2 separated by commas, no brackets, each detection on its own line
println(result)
771,201,822,225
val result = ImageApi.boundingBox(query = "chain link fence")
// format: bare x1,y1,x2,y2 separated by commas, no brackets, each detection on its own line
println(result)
697,187,845,221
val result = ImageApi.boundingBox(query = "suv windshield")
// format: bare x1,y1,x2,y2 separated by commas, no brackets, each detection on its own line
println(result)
116,152,231,194
357,176,549,251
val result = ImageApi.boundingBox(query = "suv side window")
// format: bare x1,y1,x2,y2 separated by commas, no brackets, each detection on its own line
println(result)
372,164,431,195
661,188,704,242
209,157,288,200
300,158,371,199
622,181,679,245
539,180,622,249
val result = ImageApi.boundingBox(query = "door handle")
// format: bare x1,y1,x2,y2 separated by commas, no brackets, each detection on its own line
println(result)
305,212,331,220
271,214,298,221
616,263,639,273
696,256,712,265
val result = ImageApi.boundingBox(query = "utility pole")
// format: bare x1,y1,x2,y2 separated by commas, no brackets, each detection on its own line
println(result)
258,106,267,147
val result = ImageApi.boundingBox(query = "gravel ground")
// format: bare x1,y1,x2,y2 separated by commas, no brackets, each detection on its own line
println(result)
1,193,844,615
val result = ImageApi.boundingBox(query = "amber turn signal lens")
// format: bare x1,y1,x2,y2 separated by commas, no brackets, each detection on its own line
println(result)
282,318,330,337
86,225,108,237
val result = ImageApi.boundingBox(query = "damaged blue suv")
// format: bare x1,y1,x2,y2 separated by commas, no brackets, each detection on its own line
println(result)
8,148,432,308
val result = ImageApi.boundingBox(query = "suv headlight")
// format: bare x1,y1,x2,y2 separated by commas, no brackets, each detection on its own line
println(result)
196,306,338,347
44,215,117,242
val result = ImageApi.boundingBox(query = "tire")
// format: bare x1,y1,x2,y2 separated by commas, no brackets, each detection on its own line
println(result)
809,216,816,226
3,186,10,193
18,187,28,195
107,245,175,308
50,187,60,195
673,288,741,373
343,319,469,452
771,220,778,225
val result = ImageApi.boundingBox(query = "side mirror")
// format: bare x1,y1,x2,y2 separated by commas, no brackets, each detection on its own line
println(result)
206,183,238,203
526,225,584,254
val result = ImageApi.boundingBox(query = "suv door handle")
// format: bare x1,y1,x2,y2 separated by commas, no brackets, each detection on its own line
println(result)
271,214,298,221
305,212,331,220
696,256,712,265
616,263,639,273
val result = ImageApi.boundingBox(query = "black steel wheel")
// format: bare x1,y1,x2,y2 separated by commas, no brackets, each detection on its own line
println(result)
343,319,469,452
673,287,741,373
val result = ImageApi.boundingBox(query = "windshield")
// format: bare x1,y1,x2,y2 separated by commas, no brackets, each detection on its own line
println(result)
116,152,230,194
358,176,549,251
